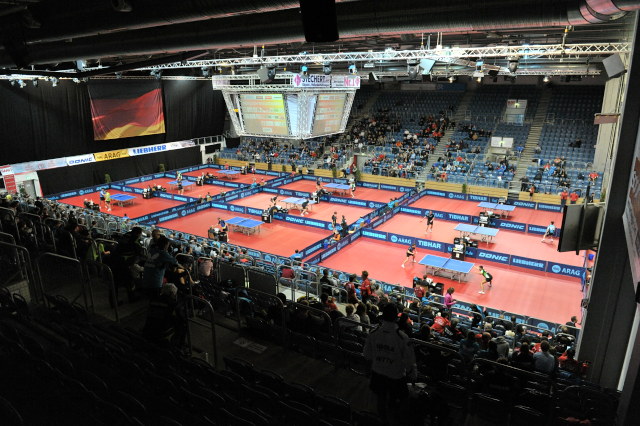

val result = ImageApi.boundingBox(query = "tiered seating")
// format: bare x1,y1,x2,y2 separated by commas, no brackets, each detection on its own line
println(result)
494,122,531,152
466,85,540,124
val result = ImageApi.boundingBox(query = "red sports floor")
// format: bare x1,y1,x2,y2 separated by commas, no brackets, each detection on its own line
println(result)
127,177,234,199
278,180,404,202
319,238,583,324
229,192,374,224
376,213,585,266
58,190,184,218
159,208,331,257
410,196,563,227
183,168,279,185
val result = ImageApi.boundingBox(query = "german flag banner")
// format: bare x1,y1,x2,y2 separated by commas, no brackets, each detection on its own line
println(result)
88,80,165,141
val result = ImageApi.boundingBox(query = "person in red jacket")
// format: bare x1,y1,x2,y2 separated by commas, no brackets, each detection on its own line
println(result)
560,189,569,206
360,270,372,302
432,312,451,334
569,191,580,204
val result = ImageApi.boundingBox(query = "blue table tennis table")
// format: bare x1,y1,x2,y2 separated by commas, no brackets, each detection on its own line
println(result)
167,180,195,192
110,193,137,207
324,183,351,196
455,223,499,244
225,217,263,235
217,170,241,180
419,254,475,282
281,197,316,212
478,202,516,218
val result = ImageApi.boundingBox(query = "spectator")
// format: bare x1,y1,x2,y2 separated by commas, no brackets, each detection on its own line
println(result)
493,336,510,358
344,304,361,332
558,348,581,378
511,342,534,371
533,340,556,374
140,235,179,299
320,293,337,313
432,312,451,334
459,331,480,362
345,274,359,304
363,304,417,425
444,287,457,311
356,302,371,331
569,191,579,204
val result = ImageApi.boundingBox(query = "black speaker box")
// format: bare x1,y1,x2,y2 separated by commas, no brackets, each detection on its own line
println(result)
299,0,339,42
602,54,626,79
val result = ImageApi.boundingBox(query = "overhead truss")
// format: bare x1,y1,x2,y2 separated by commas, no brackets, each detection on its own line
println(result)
135,43,630,70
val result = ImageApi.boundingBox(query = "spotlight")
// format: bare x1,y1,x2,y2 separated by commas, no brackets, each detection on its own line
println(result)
150,69,162,80
348,64,357,74
257,65,277,83
32,79,38,87
300,65,308,76
448,76,456,83
543,75,551,83
115,72,123,79
476,76,482,83
508,57,519,73
322,62,332,75
407,60,420,79
51,77,58,87
72,78,80,84
201,67,211,77
18,79,26,88
10,79,16,86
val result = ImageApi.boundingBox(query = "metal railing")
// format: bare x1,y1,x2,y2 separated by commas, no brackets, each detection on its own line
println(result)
84,260,119,323
185,295,218,367
36,252,89,311
0,241,39,301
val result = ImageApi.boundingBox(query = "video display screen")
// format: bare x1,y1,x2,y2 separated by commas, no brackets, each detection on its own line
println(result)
239,93,289,136
312,93,347,136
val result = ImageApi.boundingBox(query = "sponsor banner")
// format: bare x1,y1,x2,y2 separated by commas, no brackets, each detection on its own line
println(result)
330,75,361,88
510,255,547,271
229,204,246,214
158,212,180,222
59,190,79,198
128,144,169,156
301,241,324,258
265,171,281,176
527,224,549,235
476,249,511,265
94,149,130,162
291,74,332,88
495,220,527,232
196,202,212,211
446,212,471,223
247,207,264,216
320,245,338,261
153,173,165,178
388,233,416,246
225,195,239,202
263,187,278,194
425,189,447,198
295,191,311,198
400,206,424,216
278,189,295,197
513,200,536,209
446,191,467,201
0,165,14,175
158,192,173,200
173,195,188,202
380,184,400,192
135,214,150,223
211,202,229,210
398,186,414,193
11,158,68,173
416,238,445,252
178,206,197,217
361,229,388,241
282,215,331,230
372,217,384,228
122,186,134,193
325,196,371,208
124,178,141,185
361,182,379,189
109,184,123,191
66,154,96,166
537,203,562,212
444,243,477,258
247,249,262,259
467,194,489,202
546,262,585,279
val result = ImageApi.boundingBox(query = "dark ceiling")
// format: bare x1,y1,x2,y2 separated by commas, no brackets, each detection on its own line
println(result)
0,0,637,76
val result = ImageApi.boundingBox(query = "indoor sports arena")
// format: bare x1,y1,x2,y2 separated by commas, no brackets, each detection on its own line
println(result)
1,1,640,424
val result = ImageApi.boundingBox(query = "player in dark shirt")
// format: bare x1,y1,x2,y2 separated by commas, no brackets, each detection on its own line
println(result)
423,210,435,233
331,212,338,229
300,199,310,216
401,243,417,268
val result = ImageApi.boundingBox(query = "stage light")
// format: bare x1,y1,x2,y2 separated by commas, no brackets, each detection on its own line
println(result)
448,76,456,83
407,60,420,79
51,77,58,87
18,79,26,88
476,76,482,83
508,58,519,73
348,64,357,74
300,65,308,76
115,72,123,79
201,67,211,77
543,75,551,83
323,62,332,75
72,78,81,84
10,79,15,86
150,69,162,79
32,79,38,87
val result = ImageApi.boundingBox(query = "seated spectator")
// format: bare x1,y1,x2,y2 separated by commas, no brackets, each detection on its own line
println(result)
343,304,361,332
459,331,480,362
320,293,337,313
558,348,581,378
477,340,500,361
431,312,451,334
511,342,534,371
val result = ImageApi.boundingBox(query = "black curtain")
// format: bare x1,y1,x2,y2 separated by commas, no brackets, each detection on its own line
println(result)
0,79,225,164
38,146,201,195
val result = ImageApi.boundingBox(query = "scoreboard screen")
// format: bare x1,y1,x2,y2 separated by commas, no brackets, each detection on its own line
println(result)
239,93,289,136
312,93,347,136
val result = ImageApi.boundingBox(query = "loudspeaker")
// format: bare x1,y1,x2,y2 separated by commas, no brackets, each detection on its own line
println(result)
299,0,339,42
602,54,626,78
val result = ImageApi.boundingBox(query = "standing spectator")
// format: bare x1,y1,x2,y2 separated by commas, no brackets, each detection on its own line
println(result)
533,341,556,374
363,304,417,425
344,274,359,304
569,191,580,204
529,185,536,200
360,270,372,303
444,287,457,311
560,189,569,206
140,235,179,299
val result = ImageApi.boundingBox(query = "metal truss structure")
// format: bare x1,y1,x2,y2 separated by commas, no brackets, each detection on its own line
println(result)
136,43,630,70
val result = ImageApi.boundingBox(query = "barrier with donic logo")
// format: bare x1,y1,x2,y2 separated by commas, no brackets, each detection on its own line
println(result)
537,203,562,212
546,262,585,278
445,243,477,258
495,220,527,232
509,255,547,271
416,238,444,252
476,249,511,265
513,200,536,208
361,182,379,189
158,192,173,200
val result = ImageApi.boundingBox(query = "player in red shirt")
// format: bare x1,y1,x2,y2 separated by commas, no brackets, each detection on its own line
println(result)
569,191,579,204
